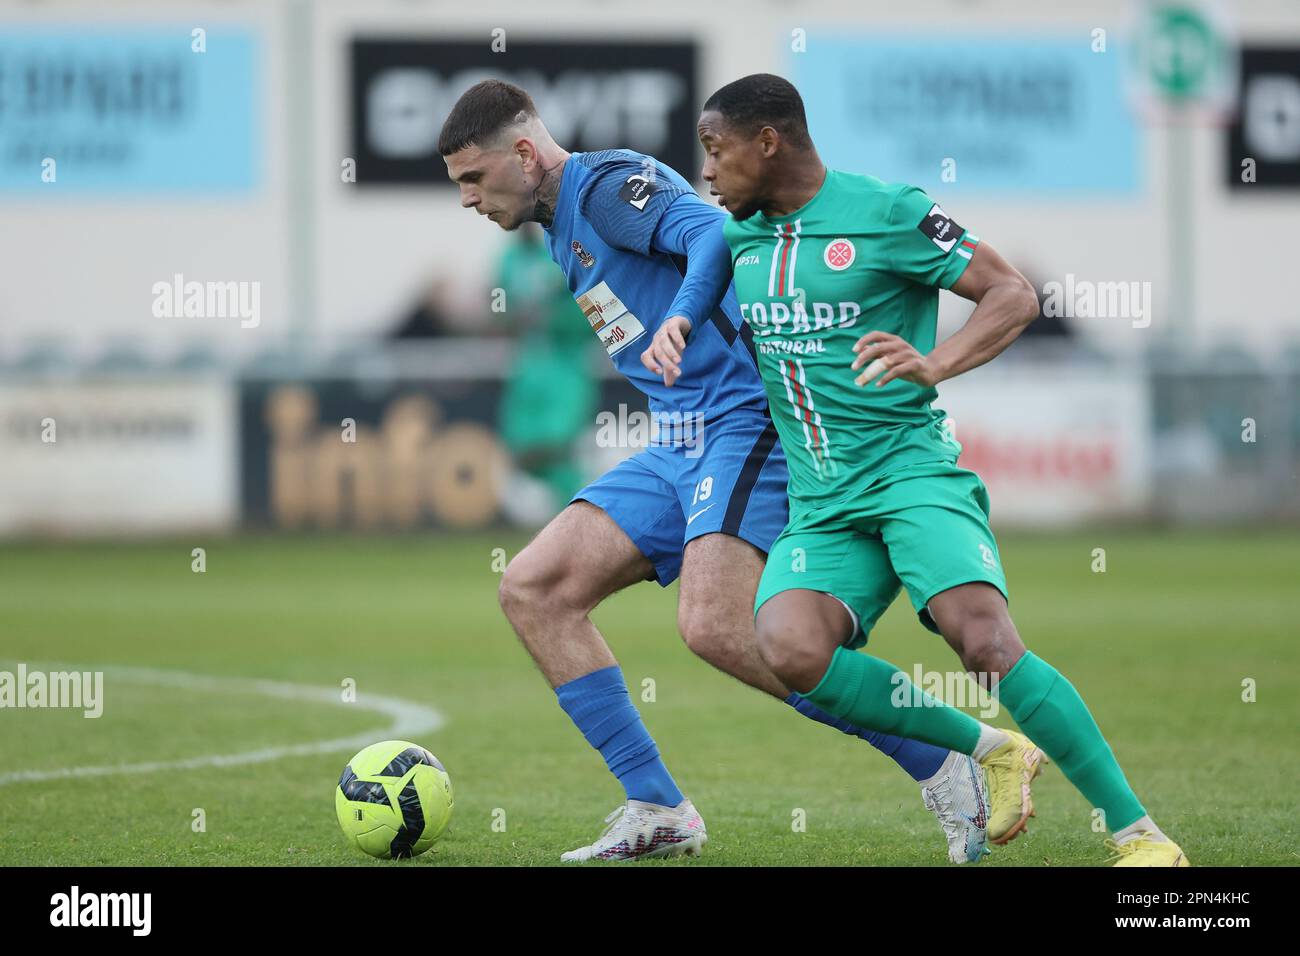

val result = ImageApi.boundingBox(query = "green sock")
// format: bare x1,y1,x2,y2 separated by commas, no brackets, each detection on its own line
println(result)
998,651,1145,831
805,647,982,754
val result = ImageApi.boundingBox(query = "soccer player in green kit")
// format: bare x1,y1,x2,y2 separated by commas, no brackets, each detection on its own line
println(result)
643,74,1187,865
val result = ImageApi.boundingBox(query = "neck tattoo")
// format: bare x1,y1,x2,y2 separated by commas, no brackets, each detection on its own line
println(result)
531,159,565,227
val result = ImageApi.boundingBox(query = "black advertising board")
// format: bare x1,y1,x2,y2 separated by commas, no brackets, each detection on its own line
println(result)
1227,47,1300,189
350,37,700,186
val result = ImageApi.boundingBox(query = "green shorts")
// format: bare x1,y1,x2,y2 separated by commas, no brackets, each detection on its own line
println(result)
754,460,1008,648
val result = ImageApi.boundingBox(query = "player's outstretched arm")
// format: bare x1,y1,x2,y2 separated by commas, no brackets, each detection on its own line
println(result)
851,240,1039,388
639,196,734,387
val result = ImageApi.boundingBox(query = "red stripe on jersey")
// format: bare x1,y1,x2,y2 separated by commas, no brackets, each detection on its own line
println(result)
785,359,821,449
777,224,794,296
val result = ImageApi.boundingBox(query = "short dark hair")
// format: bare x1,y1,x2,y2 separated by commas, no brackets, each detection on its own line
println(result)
702,73,812,148
437,79,537,156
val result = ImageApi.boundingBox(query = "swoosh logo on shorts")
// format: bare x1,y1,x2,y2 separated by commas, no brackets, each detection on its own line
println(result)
686,503,716,526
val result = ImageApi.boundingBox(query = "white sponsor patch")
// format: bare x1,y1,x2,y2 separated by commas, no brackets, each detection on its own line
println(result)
577,280,646,357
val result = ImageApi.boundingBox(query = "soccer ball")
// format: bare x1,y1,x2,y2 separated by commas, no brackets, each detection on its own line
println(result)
335,740,454,859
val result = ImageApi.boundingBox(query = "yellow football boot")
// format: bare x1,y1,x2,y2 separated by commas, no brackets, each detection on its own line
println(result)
1107,835,1190,867
978,730,1047,845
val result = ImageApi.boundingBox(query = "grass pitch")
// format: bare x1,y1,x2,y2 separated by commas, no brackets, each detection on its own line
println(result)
0,529,1296,866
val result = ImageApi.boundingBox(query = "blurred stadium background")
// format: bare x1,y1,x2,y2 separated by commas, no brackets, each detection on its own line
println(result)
2,0,1299,534
1,0,1298,866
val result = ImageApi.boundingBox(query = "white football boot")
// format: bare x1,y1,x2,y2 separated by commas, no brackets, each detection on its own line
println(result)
920,750,991,864
560,798,707,862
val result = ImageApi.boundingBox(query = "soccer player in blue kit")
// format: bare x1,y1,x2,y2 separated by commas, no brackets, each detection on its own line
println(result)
439,80,989,863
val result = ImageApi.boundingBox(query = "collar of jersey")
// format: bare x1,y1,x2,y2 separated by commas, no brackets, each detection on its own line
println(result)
758,167,834,226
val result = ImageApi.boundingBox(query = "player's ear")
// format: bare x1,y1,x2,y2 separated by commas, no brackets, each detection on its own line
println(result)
759,126,780,158
514,136,538,172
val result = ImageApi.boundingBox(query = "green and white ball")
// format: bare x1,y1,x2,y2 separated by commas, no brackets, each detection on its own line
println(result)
335,740,453,859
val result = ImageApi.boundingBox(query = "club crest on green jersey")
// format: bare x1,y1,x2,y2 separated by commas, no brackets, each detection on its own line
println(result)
824,238,856,271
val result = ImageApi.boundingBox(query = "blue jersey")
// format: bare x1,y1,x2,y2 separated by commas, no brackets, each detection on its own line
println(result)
543,149,767,422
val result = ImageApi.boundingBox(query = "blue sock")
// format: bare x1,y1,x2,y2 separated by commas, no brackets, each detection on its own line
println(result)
556,665,684,808
785,692,948,782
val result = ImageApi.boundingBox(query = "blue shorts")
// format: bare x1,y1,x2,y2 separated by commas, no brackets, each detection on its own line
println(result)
574,408,790,585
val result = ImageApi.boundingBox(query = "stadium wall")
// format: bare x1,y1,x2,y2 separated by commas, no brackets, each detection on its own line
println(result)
0,1,1298,360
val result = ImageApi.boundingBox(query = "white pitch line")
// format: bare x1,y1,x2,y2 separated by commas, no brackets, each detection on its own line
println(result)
0,663,445,786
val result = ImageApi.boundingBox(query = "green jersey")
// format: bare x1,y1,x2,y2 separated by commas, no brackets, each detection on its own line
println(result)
723,169,979,510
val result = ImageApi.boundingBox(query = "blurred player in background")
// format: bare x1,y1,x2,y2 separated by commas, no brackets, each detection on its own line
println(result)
667,73,1188,866
492,224,598,510
440,79,993,863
